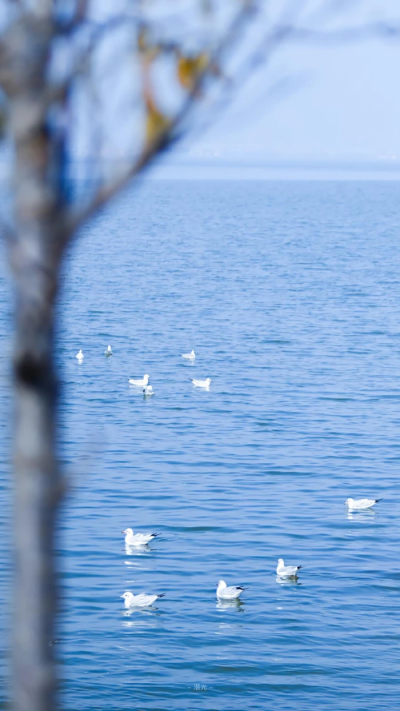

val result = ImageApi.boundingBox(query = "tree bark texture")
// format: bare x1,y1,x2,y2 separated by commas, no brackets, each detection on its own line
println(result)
4,16,66,711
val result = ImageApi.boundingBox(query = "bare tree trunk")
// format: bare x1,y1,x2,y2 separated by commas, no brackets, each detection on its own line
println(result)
4,15,65,711
12,245,61,711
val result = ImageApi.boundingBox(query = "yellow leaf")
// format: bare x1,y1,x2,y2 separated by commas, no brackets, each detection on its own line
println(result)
138,26,160,62
145,98,171,145
177,52,209,92
138,26,148,54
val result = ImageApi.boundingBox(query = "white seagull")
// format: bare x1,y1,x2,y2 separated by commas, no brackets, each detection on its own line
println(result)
191,377,211,389
105,345,113,357
182,350,196,360
128,374,149,387
143,385,154,396
121,591,165,608
276,558,302,578
123,528,159,546
76,349,84,361
216,580,245,600
345,497,382,511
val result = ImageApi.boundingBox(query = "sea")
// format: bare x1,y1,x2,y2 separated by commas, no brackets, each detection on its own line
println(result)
1,179,400,710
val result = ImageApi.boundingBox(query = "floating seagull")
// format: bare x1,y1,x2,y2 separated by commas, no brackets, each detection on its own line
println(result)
143,385,154,396
182,350,195,360
121,591,165,608
128,374,149,387
345,497,382,510
276,558,302,578
105,345,112,357
123,528,159,546
216,580,245,600
76,349,84,361
191,377,211,389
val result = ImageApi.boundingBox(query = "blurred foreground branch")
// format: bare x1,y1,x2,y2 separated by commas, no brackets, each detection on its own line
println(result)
0,1,398,710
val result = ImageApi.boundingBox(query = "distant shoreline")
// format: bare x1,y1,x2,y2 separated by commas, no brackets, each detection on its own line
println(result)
1,156,399,181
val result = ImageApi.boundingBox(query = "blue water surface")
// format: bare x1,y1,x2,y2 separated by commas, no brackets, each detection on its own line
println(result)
2,180,400,710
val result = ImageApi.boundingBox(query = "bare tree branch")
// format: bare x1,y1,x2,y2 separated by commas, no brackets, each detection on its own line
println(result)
63,1,259,237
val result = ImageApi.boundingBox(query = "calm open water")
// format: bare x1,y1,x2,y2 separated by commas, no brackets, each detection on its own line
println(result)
1,180,400,710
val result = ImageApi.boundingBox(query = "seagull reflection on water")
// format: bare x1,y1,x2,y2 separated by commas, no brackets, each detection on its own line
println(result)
347,508,377,522
276,575,301,586
122,606,161,618
125,543,153,557
216,599,245,612
122,608,162,628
